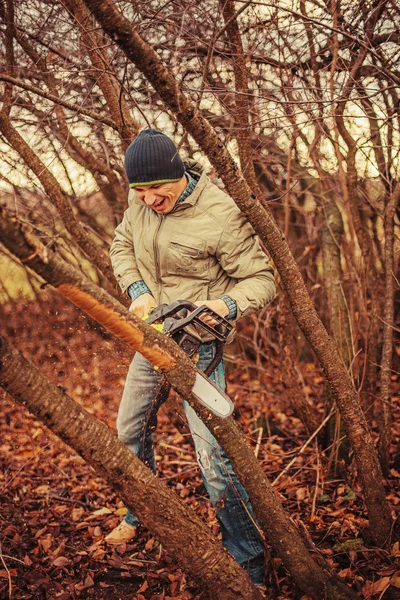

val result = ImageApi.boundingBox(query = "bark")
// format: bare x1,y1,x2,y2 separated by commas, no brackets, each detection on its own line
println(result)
363,284,384,420
219,0,259,193
0,206,358,600
277,294,320,434
321,198,353,466
358,85,389,186
378,182,400,475
321,198,353,368
0,112,116,291
81,0,392,546
2,0,15,116
0,336,263,600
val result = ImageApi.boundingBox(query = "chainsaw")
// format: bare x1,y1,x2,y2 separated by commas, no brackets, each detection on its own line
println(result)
144,300,234,419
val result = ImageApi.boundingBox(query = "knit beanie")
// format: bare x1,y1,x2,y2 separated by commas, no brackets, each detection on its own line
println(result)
125,129,185,187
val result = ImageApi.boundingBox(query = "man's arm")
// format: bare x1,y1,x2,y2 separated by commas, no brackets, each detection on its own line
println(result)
215,208,276,320
110,207,144,294
194,297,235,321
110,207,157,317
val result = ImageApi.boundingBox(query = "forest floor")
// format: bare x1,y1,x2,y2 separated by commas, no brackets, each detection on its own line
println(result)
1,296,400,600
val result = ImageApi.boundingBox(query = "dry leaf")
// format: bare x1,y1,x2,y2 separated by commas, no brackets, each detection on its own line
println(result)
0,569,17,578
391,543,400,556
137,581,149,593
40,536,53,552
362,576,391,597
296,488,307,501
71,507,84,522
145,537,155,551
90,507,112,516
52,556,70,567
83,573,94,589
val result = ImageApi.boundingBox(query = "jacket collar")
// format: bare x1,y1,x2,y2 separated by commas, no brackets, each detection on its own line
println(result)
171,165,208,211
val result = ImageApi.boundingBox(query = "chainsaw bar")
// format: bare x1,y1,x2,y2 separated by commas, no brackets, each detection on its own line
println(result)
191,371,234,418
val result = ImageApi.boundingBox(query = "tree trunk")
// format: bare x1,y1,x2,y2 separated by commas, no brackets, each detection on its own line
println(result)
378,182,400,475
80,0,392,546
321,202,353,369
277,294,320,434
0,336,263,600
0,206,358,600
333,4,386,428
321,198,353,468
219,0,259,193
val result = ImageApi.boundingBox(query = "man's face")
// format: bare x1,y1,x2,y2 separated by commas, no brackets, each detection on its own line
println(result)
133,179,184,214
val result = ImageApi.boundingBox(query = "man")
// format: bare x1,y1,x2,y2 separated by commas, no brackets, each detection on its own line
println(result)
107,129,276,586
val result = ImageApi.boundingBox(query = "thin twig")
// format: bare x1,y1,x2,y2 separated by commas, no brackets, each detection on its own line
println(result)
253,427,263,459
0,443,51,494
0,541,12,600
1,555,26,566
311,440,320,519
272,406,334,486
160,466,197,481
0,74,117,130
40,494,93,508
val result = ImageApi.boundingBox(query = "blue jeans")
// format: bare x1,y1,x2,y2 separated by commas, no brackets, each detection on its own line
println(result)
116,343,265,584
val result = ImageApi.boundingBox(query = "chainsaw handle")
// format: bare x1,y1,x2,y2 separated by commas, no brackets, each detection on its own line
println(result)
203,339,224,376
144,300,196,324
168,303,232,341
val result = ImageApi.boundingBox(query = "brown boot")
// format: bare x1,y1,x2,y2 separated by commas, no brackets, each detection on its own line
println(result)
104,521,138,545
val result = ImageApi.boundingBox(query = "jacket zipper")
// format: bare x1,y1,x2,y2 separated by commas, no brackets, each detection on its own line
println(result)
154,214,164,298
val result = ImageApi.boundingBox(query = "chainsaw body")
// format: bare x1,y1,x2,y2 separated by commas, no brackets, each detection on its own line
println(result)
145,300,233,376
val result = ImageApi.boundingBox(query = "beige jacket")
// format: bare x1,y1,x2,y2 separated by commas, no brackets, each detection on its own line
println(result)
110,164,276,324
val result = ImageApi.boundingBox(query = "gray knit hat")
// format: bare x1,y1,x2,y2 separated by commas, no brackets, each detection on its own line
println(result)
125,129,185,187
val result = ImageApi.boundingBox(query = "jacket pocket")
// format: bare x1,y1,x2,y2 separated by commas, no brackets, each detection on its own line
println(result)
166,234,209,279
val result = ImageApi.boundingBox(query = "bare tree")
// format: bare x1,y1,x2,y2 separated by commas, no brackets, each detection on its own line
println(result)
1,0,399,593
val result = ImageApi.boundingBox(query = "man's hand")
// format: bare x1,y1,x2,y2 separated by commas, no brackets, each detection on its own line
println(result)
129,293,157,319
194,299,229,326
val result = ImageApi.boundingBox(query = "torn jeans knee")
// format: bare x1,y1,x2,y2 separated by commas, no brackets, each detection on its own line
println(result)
197,447,227,505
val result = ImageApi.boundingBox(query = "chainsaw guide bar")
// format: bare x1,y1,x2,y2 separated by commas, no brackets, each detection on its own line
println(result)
192,371,234,418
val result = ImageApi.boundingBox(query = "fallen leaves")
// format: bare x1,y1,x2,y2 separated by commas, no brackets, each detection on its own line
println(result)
362,576,391,598
2,296,400,599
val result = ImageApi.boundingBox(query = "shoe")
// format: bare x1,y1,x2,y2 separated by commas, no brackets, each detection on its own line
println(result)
104,521,138,545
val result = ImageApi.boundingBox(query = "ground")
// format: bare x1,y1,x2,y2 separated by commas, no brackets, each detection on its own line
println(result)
1,296,400,599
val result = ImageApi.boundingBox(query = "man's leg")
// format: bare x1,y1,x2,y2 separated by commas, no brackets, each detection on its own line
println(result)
183,343,265,585
105,352,162,543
